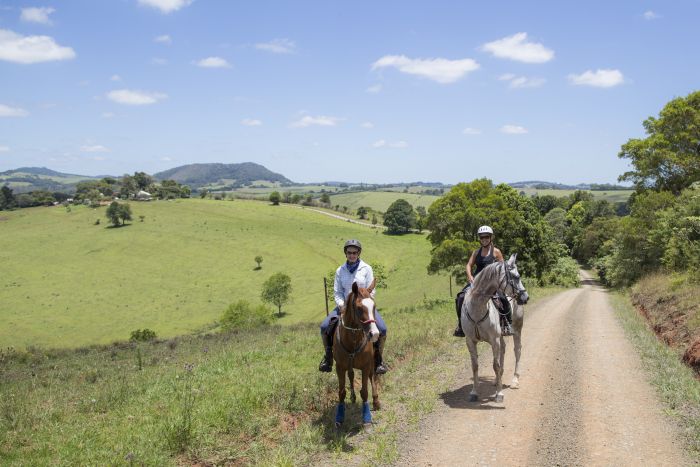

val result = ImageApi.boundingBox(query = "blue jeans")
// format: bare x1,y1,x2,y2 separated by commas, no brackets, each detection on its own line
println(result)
320,306,387,336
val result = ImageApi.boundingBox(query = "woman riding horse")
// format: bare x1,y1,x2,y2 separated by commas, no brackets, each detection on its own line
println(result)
454,225,513,337
319,239,388,374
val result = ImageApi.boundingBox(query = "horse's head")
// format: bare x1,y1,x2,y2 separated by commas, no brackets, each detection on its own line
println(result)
344,282,380,342
504,254,529,305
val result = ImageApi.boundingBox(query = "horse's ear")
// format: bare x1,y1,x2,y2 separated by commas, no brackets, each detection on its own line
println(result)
507,253,517,267
352,282,359,294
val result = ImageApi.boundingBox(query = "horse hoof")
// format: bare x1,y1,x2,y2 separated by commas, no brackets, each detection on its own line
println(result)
363,422,373,432
373,401,381,411
469,394,478,402
335,421,342,429
511,380,519,389
495,394,504,403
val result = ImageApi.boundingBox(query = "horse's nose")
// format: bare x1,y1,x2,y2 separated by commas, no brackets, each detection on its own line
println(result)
520,292,529,304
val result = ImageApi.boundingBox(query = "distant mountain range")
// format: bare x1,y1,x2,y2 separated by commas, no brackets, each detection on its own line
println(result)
153,162,291,189
0,164,629,193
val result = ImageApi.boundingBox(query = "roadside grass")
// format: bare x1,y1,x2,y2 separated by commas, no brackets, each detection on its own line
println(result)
609,292,700,457
0,198,447,349
0,286,559,466
328,191,439,213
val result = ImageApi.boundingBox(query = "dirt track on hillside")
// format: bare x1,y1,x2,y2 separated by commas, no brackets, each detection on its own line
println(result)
398,272,692,466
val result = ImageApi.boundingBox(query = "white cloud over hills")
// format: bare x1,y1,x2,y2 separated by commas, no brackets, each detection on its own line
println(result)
107,89,167,105
482,32,554,63
138,0,193,14
372,55,479,84
21,7,55,25
568,69,624,87
0,104,29,117
195,57,231,68
0,28,75,64
255,39,296,54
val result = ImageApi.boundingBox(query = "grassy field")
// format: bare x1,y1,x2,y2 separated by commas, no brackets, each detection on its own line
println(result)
0,286,562,466
0,199,447,349
329,191,440,213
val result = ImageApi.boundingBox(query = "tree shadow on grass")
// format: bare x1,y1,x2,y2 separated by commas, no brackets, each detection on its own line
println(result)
105,223,132,229
440,382,507,410
312,399,370,454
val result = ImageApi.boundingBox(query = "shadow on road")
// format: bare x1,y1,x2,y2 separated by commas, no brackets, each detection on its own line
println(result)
440,383,507,410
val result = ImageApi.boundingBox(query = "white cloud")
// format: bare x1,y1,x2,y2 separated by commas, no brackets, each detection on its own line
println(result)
138,0,193,14
498,73,516,81
501,125,528,134
373,139,408,148
101,112,115,119
372,55,479,84
290,115,341,128
509,76,546,88
110,74,121,81
107,89,167,105
155,34,172,44
255,38,296,54
568,69,624,88
241,118,262,126
462,127,482,135
366,84,382,93
195,56,231,68
0,104,29,117
361,122,374,129
21,7,55,25
81,144,109,153
0,145,9,152
151,57,168,65
160,156,172,161
481,32,554,63
643,10,659,20
0,28,76,64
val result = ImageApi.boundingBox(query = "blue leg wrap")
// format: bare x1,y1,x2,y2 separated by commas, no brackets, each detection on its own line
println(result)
335,403,345,424
362,401,372,424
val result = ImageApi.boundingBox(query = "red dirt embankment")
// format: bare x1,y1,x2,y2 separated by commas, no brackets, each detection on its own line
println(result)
630,273,700,374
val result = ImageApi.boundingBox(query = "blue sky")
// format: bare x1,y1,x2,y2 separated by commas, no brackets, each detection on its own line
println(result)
0,0,698,184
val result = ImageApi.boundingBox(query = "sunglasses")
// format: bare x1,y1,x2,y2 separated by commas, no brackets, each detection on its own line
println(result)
346,250,360,255
479,236,491,240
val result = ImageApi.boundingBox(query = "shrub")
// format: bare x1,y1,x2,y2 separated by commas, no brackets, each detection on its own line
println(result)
540,256,580,288
221,300,271,331
130,328,157,342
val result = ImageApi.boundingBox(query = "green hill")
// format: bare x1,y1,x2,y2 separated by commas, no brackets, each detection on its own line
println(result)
329,191,440,212
0,198,447,349
153,162,291,189
0,167,97,193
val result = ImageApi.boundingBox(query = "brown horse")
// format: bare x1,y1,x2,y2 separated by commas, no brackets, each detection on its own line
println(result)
333,282,380,427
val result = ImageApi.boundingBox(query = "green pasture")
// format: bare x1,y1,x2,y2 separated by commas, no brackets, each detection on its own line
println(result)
0,199,448,349
517,188,634,203
329,191,440,213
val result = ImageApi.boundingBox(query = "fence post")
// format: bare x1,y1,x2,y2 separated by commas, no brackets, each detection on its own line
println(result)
449,274,452,297
323,277,329,316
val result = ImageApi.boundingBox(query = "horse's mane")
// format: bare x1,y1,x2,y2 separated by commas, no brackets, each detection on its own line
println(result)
471,262,502,295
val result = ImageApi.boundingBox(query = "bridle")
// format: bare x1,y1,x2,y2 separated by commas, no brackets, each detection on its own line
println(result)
336,292,375,361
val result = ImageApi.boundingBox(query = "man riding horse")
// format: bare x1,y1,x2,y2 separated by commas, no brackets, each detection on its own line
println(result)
454,225,514,337
319,239,388,374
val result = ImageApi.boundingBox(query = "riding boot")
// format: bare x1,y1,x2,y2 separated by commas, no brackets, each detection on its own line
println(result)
500,296,514,336
374,335,388,374
454,291,465,337
318,333,333,372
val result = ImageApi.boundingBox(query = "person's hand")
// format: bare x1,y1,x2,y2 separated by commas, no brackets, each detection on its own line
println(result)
468,277,474,285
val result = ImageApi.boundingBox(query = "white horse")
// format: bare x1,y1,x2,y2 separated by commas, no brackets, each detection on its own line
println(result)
461,254,529,403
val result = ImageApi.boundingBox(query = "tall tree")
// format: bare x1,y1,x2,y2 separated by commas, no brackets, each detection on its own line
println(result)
618,90,700,194
383,199,416,234
0,186,16,210
261,272,292,317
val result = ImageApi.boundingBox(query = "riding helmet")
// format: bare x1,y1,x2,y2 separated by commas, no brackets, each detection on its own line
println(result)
344,239,362,252
477,225,494,236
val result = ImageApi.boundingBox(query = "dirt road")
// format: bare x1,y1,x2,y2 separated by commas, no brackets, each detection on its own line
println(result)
399,273,692,466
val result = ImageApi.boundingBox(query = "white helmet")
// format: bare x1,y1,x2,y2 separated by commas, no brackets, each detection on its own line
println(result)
477,225,494,236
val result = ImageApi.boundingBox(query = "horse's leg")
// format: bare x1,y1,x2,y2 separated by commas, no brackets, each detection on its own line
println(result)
335,366,346,426
466,338,479,402
512,305,523,388
492,337,504,403
360,368,372,424
348,368,356,404
371,368,380,410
